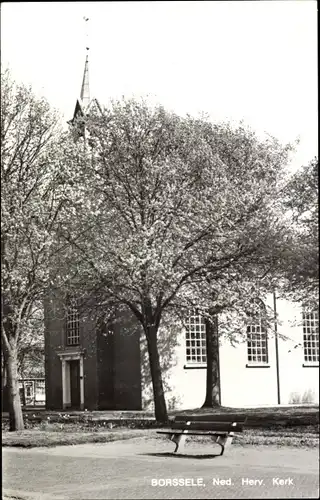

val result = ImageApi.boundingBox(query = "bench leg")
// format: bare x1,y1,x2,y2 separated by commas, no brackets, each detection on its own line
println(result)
216,433,234,456
170,433,187,453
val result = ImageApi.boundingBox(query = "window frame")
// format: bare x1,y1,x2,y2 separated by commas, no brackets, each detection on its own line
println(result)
65,296,80,346
246,299,269,367
185,310,207,366
302,304,319,366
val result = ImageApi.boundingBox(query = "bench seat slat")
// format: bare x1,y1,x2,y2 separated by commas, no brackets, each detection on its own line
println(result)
157,430,228,437
171,421,244,432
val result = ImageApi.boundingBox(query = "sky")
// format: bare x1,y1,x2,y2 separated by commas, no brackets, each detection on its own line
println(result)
1,1,318,171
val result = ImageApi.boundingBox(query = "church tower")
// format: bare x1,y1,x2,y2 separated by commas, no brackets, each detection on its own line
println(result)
68,48,102,140
44,45,142,412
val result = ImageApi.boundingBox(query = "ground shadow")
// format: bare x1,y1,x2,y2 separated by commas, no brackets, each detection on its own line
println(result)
139,452,221,459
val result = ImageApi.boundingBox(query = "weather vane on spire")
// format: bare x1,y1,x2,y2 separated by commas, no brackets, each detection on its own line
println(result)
83,16,90,52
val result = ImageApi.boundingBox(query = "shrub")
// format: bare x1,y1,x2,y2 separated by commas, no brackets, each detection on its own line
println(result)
289,389,316,404
302,389,316,404
289,392,301,404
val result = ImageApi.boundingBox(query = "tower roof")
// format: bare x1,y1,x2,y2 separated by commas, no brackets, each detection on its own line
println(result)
68,50,102,127
80,53,90,108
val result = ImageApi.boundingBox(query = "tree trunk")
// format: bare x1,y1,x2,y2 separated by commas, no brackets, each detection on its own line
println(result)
145,325,168,423
1,350,8,411
202,314,221,407
6,351,24,431
1,348,6,388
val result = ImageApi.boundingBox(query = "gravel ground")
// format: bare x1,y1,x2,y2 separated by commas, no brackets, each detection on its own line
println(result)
3,438,319,499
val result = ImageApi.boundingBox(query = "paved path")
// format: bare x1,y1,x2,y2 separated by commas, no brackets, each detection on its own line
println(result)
3,439,319,499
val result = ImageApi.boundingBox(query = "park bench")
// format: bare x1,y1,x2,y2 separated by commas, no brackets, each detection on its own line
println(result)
157,414,246,455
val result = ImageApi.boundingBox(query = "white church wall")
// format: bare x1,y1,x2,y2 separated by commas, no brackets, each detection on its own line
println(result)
276,298,319,404
140,295,319,411
219,338,278,407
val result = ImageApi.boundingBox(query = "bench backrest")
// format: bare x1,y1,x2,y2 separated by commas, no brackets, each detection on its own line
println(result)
172,415,246,433
174,414,246,423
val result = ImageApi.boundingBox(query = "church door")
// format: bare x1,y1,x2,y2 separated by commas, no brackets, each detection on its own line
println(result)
69,360,80,409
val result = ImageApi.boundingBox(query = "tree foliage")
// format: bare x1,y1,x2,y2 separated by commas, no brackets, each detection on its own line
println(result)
1,69,75,429
279,157,318,303
63,98,294,420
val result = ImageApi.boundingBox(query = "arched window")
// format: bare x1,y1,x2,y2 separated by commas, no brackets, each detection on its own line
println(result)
66,297,80,346
246,299,268,365
185,311,207,364
302,303,319,364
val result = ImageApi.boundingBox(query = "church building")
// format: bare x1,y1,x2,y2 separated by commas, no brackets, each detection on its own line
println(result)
44,55,319,412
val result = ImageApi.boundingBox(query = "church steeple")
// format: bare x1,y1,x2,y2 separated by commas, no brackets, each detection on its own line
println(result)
68,51,90,126
68,17,102,128
80,52,90,108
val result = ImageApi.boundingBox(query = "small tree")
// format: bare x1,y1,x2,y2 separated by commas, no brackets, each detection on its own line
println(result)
1,69,78,430
62,99,293,421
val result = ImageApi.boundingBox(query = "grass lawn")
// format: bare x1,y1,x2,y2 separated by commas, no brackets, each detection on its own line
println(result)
183,404,319,413
2,405,319,449
175,404,319,417
176,404,319,426
2,427,148,448
2,424,319,449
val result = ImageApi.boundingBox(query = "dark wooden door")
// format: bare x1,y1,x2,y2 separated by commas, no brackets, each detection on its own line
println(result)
70,360,80,409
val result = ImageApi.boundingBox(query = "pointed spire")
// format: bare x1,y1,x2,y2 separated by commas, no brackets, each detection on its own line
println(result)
80,51,90,109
